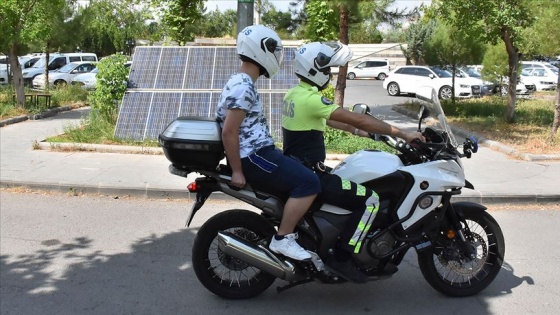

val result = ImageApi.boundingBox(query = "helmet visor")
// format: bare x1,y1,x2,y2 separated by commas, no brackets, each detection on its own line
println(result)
317,41,353,68
262,37,284,64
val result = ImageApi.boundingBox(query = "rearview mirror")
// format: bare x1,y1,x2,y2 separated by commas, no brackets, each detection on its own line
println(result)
418,105,430,120
352,103,370,115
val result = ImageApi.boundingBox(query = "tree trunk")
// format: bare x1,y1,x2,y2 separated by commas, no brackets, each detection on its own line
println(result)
451,64,456,105
334,4,349,107
502,29,518,123
45,43,51,91
550,69,560,142
10,44,25,107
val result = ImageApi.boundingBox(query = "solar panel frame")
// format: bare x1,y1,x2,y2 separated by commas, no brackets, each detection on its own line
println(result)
116,46,300,142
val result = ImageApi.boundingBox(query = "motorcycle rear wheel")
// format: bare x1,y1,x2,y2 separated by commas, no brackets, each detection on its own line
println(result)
192,209,277,299
417,211,505,297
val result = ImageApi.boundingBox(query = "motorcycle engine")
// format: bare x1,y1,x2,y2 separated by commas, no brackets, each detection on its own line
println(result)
354,231,396,269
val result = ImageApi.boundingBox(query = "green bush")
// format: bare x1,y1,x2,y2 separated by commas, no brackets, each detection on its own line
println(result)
88,53,129,124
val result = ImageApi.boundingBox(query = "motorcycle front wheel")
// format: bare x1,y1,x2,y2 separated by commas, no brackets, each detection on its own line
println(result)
192,209,277,299
417,211,505,297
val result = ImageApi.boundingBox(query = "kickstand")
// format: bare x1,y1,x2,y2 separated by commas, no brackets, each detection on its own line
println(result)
276,278,314,294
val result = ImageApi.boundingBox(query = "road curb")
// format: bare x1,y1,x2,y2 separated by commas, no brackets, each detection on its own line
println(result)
0,105,85,127
2,180,559,204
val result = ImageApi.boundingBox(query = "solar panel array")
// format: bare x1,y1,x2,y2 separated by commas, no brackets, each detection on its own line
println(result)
114,46,299,141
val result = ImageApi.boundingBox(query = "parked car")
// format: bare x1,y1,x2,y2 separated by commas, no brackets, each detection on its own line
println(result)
346,59,390,80
71,61,132,90
521,61,558,71
1,55,42,84
519,67,558,91
382,65,481,99
0,68,7,85
71,68,98,90
456,67,496,95
32,61,96,89
19,54,43,69
500,78,536,96
22,52,98,86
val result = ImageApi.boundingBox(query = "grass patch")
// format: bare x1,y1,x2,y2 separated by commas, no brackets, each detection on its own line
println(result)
0,85,88,119
46,117,159,147
403,93,560,155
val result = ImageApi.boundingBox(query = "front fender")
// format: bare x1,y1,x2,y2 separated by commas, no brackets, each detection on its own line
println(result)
451,201,487,218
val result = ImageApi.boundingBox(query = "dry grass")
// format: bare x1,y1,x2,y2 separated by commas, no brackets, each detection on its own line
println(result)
451,120,560,155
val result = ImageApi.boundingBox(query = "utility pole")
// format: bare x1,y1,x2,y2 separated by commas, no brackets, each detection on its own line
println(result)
237,0,254,34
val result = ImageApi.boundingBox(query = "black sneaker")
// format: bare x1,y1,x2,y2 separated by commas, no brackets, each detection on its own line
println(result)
326,259,368,283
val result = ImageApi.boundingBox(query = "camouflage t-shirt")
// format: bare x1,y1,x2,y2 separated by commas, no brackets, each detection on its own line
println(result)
216,73,274,158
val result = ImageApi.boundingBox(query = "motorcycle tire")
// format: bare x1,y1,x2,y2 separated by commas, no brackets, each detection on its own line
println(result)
417,211,505,297
192,209,277,299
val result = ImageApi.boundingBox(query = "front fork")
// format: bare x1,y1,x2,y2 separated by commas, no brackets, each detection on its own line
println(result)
445,201,487,260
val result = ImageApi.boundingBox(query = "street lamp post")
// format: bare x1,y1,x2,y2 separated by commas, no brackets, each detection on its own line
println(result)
237,0,254,35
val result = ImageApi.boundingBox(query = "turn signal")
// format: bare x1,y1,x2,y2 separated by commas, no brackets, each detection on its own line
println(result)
446,229,456,239
187,182,199,192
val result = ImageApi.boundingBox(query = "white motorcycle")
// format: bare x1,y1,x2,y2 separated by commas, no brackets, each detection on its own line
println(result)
159,87,505,299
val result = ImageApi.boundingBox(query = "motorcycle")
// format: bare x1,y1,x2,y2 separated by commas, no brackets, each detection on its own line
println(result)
158,86,505,299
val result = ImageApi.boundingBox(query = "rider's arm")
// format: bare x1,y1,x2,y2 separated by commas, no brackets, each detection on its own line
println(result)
222,108,246,186
329,107,424,143
327,118,370,137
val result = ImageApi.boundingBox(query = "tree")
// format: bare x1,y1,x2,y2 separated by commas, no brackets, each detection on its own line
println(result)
429,0,533,123
262,8,297,38
148,0,204,45
198,9,237,38
521,0,560,140
349,22,383,44
0,0,67,106
423,21,485,103
300,0,414,106
79,0,154,56
481,42,510,88
401,18,436,65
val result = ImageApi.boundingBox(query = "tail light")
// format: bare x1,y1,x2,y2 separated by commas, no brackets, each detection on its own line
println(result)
187,182,199,192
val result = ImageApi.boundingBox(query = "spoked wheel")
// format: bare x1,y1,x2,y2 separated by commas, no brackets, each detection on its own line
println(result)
439,86,453,100
347,72,356,80
417,211,505,297
192,210,277,299
387,82,400,96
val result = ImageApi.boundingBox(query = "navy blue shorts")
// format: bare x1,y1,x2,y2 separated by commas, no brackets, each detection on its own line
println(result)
241,145,321,198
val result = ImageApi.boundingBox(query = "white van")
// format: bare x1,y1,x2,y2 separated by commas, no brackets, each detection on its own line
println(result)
22,52,98,85
0,55,8,84
347,59,391,80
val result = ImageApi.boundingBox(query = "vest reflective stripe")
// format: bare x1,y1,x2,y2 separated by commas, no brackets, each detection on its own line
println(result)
348,192,380,253
342,179,351,190
356,185,366,196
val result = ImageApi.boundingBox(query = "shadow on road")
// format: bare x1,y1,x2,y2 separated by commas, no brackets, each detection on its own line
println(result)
0,227,533,315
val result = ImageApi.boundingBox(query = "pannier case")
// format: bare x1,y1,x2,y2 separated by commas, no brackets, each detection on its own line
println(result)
159,116,224,171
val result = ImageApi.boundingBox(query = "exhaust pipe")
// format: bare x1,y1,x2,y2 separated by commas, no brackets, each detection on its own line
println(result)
217,232,299,281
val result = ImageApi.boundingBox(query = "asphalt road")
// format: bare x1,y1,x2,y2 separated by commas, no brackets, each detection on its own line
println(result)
1,189,559,315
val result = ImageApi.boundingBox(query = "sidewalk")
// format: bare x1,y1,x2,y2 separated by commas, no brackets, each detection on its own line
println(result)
1,107,559,204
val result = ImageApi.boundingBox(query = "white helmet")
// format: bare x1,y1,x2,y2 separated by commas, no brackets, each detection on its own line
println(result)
237,25,284,78
294,41,353,89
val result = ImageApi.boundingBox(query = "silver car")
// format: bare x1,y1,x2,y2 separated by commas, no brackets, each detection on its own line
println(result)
32,61,96,89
